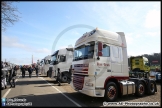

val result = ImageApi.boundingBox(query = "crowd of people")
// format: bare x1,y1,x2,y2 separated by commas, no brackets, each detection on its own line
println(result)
1,61,40,90
20,64,39,78
1,61,19,89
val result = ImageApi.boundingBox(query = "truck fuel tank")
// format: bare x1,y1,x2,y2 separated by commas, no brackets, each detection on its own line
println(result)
119,80,135,95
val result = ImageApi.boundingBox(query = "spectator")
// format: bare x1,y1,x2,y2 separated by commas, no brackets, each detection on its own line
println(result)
1,61,4,69
28,66,32,78
3,62,5,67
1,68,7,89
8,66,17,88
155,67,159,72
35,65,39,77
21,65,26,78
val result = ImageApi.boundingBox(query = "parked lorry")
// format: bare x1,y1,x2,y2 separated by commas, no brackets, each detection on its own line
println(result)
129,56,150,78
48,48,73,83
70,28,157,102
130,56,150,72
41,55,51,76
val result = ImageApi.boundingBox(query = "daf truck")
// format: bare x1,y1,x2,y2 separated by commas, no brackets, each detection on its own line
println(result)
49,48,73,83
70,28,157,102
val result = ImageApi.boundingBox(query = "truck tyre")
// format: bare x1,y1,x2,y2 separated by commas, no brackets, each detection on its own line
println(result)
136,81,145,97
61,75,68,83
104,82,118,102
147,80,155,95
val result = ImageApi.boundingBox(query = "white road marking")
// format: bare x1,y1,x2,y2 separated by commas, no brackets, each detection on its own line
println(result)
2,89,11,98
2,75,20,98
40,77,81,107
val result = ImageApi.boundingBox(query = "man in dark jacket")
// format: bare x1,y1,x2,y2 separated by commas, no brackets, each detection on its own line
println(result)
21,65,26,78
28,66,32,78
35,65,39,77
8,66,17,88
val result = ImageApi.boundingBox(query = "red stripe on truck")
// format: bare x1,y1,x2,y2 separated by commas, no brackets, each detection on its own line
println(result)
104,76,129,88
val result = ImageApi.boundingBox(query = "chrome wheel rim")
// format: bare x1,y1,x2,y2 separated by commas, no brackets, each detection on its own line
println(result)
107,86,116,99
138,84,144,94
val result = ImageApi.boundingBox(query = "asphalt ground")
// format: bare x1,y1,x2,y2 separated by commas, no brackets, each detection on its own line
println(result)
1,70,161,107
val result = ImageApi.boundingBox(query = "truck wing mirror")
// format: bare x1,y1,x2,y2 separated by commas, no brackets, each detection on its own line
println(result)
98,42,102,56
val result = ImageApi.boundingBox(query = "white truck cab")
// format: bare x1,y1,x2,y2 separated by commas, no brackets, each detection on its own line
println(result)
70,28,157,102
39,59,45,75
49,48,73,83
42,55,51,76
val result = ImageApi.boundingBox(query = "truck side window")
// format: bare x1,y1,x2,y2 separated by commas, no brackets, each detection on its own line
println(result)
59,55,66,62
46,60,48,64
102,44,110,57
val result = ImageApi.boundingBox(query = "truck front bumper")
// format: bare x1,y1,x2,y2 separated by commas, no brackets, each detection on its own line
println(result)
79,88,105,97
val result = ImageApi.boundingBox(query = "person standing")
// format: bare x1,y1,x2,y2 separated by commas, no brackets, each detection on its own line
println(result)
35,65,39,77
28,66,32,78
155,67,159,72
1,68,7,89
8,66,17,88
1,61,4,69
57,68,61,86
21,65,26,78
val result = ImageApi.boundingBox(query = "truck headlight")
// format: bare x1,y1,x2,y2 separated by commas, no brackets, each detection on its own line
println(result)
85,82,93,87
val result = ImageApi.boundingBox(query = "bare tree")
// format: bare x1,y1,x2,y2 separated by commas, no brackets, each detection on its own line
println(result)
1,1,21,31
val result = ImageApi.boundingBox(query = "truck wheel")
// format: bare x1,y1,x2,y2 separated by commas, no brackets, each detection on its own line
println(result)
61,75,68,83
147,80,155,95
136,81,145,97
104,82,118,102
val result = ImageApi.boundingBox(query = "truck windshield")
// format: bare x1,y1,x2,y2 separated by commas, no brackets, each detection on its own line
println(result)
50,50,58,65
144,61,149,66
73,41,95,61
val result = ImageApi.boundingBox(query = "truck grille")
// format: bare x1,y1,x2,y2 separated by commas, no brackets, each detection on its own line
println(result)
73,74,85,90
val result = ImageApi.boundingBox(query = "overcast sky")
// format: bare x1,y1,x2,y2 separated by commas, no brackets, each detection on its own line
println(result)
2,2,160,65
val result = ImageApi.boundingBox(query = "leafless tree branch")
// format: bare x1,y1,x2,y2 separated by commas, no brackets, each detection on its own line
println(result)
1,1,21,32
